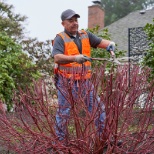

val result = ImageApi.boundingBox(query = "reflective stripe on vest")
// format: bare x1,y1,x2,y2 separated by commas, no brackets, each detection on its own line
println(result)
58,65,91,73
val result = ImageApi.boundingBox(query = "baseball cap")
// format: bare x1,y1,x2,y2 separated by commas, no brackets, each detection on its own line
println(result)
61,9,80,21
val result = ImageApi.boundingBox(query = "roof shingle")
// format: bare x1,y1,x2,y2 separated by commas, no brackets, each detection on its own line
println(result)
103,8,154,52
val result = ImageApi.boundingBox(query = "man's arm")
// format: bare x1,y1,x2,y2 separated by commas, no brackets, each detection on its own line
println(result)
54,54,88,64
97,39,111,49
54,54,76,64
87,31,115,57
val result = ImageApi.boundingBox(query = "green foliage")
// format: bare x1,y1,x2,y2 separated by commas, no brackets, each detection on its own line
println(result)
0,32,40,110
0,1,53,77
21,38,54,77
0,1,54,110
143,18,154,79
101,0,154,26
0,1,27,40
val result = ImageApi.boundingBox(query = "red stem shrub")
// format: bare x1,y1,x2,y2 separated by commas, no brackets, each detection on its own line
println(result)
0,64,154,154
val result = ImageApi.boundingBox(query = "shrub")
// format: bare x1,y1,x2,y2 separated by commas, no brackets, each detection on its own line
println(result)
0,64,154,153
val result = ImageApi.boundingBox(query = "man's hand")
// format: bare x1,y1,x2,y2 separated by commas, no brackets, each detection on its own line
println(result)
106,41,115,52
75,54,90,64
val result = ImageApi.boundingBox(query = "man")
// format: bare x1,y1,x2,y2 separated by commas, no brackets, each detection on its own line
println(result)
52,9,115,140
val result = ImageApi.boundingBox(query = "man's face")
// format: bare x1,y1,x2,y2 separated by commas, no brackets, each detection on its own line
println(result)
62,16,79,35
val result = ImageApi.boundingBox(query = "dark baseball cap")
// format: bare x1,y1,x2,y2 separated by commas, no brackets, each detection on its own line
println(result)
61,9,80,21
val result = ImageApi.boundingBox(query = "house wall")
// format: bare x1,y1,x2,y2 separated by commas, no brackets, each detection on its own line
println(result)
88,5,104,30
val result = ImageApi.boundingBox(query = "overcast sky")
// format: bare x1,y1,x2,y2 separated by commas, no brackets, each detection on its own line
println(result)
7,0,93,41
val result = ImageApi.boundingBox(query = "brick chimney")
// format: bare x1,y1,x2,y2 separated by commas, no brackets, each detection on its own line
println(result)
88,1,104,30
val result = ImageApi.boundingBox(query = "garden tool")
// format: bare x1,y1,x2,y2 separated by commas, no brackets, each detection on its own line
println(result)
83,55,135,65
91,57,121,64
83,56,118,65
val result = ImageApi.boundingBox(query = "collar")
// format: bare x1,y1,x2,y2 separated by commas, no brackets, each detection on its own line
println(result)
64,29,79,38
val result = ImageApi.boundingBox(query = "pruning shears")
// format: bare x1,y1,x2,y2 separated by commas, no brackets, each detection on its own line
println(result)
83,55,121,65
83,55,134,65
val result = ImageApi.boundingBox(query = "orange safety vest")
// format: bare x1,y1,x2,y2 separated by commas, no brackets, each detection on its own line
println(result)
54,30,91,80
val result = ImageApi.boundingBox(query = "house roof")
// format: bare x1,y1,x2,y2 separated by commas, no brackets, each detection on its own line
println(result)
103,8,154,52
